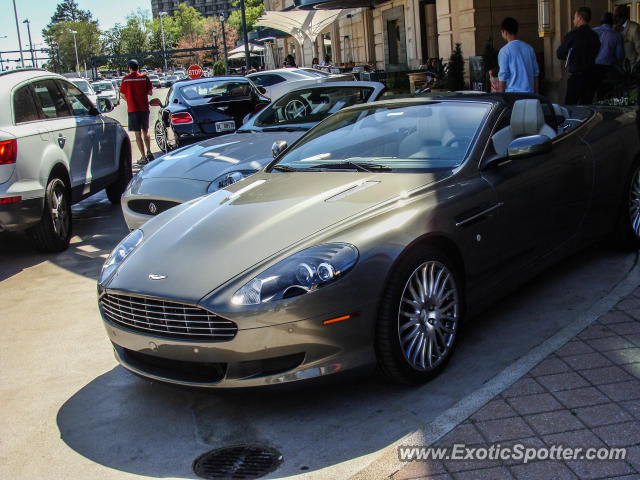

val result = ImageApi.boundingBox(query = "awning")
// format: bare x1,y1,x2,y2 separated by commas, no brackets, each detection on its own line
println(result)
294,0,376,9
228,51,262,59
228,43,265,54
254,10,347,44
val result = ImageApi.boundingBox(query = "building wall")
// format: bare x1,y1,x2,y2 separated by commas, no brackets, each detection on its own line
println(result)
151,0,235,17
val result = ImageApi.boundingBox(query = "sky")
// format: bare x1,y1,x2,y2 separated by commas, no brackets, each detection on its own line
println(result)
0,0,153,66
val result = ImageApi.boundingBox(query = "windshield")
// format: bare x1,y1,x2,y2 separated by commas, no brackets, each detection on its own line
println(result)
179,80,251,103
273,101,490,171
299,68,330,77
93,83,113,92
248,86,374,130
72,80,93,95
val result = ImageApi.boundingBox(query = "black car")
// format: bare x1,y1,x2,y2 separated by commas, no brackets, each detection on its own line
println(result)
149,77,270,151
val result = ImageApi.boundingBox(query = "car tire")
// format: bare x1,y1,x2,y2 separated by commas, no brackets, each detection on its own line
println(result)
283,95,311,120
28,176,72,253
375,246,463,385
106,143,132,204
155,120,169,152
616,159,640,249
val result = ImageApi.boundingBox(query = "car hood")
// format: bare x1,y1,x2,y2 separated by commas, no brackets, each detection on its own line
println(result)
140,130,305,181
107,170,452,302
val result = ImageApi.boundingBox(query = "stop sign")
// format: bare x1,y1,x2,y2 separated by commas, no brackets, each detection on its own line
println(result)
187,64,203,79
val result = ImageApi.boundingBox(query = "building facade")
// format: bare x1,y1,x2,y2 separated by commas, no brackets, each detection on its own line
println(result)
151,0,235,17
263,0,627,101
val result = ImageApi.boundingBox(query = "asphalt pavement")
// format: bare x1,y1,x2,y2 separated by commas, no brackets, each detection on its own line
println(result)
0,98,639,479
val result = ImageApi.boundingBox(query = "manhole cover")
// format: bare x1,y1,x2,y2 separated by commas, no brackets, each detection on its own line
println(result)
193,445,283,480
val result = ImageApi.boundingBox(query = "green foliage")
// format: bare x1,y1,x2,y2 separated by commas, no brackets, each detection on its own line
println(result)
214,59,226,75
121,12,149,55
606,59,640,102
228,0,264,33
482,39,498,73
48,0,93,24
446,43,465,91
173,4,204,38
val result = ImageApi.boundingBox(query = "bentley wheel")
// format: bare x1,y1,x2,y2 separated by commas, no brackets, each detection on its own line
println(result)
28,176,72,252
376,246,462,384
155,121,168,152
283,96,310,120
616,160,640,248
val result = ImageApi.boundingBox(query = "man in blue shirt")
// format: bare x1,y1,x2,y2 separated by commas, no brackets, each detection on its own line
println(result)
593,12,624,100
497,17,539,93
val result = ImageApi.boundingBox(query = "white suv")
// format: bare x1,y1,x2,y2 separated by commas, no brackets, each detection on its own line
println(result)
0,69,132,252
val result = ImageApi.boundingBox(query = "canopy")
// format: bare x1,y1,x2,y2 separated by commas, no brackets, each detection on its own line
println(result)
228,43,265,54
254,10,346,44
228,51,263,59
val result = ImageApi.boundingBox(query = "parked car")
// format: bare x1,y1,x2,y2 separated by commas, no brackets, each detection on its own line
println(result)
164,74,178,87
0,70,132,252
148,74,161,87
247,68,354,101
159,76,168,88
92,80,120,106
149,76,270,153
69,77,98,106
123,82,385,230
97,93,640,387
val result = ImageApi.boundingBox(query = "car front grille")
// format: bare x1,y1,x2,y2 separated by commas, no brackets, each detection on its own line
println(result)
100,293,237,341
127,199,181,216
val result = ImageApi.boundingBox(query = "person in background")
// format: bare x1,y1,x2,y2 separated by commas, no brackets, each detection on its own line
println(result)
614,5,640,64
283,55,297,68
593,12,624,100
497,17,539,93
557,7,600,105
312,57,319,69
119,59,154,165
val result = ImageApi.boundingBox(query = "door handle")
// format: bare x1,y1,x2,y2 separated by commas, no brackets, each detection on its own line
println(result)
57,133,66,148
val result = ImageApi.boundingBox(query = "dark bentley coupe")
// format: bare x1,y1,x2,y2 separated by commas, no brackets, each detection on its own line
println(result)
98,93,640,388
150,76,270,151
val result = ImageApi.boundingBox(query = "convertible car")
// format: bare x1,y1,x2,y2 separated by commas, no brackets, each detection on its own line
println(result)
98,93,640,388
122,82,385,230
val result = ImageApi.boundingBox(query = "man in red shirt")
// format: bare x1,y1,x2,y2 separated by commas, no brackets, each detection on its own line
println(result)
119,59,154,165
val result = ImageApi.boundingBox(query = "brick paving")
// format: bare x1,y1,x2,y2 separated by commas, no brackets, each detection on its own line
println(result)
390,287,640,480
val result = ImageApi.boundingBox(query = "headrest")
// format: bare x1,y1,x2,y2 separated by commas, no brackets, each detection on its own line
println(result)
417,108,447,143
511,99,544,137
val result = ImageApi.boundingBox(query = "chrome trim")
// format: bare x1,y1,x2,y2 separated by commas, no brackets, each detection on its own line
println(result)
455,202,504,227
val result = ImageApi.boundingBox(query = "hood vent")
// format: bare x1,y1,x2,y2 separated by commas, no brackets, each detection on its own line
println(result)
325,181,380,202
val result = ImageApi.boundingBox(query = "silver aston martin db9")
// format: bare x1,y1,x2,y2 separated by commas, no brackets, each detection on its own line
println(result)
98,94,640,388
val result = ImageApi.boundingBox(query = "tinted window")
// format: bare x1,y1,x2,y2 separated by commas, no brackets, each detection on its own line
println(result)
253,86,374,128
72,80,93,95
60,80,94,116
32,79,72,119
92,82,113,92
276,102,491,171
179,80,252,102
13,85,41,124
250,74,286,87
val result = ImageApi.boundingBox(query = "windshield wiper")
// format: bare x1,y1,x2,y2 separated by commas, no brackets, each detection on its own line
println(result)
272,164,300,172
262,126,309,132
307,161,392,172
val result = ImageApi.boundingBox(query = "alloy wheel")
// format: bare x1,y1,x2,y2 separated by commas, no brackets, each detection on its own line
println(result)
397,261,459,371
629,165,640,238
155,122,168,152
50,181,69,240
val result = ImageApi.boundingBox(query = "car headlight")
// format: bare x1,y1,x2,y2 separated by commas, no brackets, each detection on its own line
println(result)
99,229,143,285
231,243,358,305
207,170,257,193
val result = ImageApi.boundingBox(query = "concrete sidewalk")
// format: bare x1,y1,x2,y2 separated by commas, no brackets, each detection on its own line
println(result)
390,288,640,480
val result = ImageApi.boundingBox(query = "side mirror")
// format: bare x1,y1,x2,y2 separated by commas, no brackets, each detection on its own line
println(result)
272,140,287,159
97,97,114,114
257,86,267,95
149,98,163,107
507,135,552,160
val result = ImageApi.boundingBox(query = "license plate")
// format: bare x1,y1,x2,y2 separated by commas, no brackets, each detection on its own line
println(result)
215,121,235,132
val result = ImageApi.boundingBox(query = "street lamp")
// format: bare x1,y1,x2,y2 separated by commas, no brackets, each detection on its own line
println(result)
12,0,24,68
212,29,218,62
239,0,250,71
219,12,229,75
22,19,36,68
159,11,168,73
69,29,79,74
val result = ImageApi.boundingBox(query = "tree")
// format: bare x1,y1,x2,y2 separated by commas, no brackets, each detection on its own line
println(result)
102,24,126,70
446,43,465,91
48,0,93,24
173,4,205,39
228,0,264,34
120,12,149,56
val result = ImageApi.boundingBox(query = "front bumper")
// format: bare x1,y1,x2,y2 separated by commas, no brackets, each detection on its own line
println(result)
103,310,374,388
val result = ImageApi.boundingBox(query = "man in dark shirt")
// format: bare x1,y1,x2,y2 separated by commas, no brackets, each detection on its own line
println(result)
557,7,601,105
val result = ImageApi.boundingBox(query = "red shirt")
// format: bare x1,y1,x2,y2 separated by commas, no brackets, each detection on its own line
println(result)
120,72,153,112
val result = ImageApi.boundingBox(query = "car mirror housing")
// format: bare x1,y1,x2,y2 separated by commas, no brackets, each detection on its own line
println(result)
507,135,552,160
272,140,288,159
149,98,163,107
257,86,267,95
97,97,114,114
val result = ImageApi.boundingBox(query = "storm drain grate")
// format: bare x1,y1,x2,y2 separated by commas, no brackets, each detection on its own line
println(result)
193,445,283,480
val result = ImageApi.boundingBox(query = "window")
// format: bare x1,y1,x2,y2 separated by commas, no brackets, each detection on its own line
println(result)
59,80,94,116
250,74,286,87
179,80,252,102
32,79,72,119
13,85,41,124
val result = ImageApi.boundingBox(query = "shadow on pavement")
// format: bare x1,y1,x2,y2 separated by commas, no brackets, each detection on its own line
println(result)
55,244,637,479
0,191,129,282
